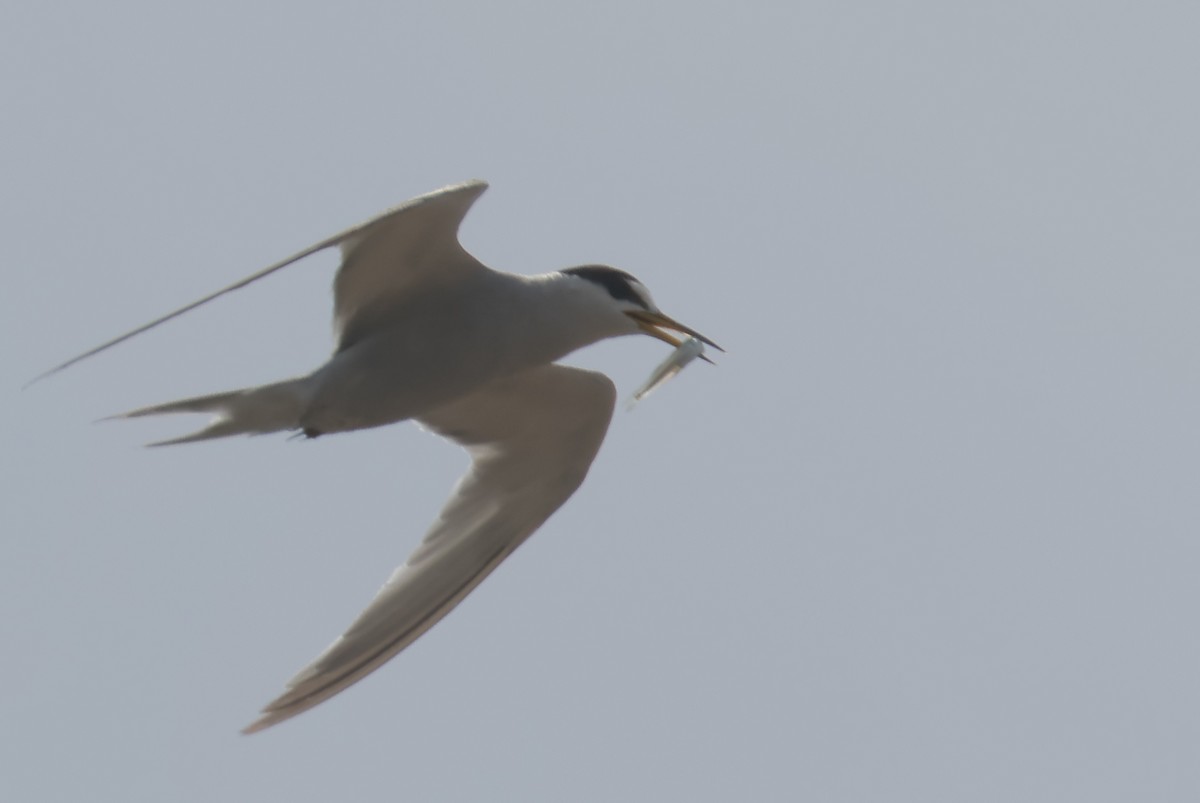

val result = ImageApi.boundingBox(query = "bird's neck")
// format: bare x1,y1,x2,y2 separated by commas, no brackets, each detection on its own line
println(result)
506,272,630,363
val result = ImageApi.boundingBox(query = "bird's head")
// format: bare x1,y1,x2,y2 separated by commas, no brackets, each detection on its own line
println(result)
560,265,722,356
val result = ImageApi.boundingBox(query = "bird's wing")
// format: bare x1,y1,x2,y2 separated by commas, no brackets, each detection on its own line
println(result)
330,179,488,349
30,180,489,383
242,364,617,733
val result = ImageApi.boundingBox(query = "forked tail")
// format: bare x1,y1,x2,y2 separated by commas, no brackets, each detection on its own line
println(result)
114,378,311,446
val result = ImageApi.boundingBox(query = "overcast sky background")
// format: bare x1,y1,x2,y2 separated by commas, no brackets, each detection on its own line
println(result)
3,3,1199,801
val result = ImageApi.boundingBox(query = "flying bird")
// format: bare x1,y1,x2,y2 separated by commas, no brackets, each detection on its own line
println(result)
38,180,720,732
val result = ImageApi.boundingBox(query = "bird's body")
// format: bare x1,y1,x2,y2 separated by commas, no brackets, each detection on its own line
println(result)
39,180,719,732
136,270,633,443
299,271,630,436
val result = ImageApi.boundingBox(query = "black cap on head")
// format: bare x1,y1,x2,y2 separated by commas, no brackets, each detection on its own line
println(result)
562,265,651,309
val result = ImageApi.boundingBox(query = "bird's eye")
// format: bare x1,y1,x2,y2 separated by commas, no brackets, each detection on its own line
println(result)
562,265,651,309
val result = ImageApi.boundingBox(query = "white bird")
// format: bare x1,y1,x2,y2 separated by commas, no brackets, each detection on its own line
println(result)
38,180,720,733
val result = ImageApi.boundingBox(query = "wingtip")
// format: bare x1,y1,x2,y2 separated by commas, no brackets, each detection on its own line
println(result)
23,365,64,390
241,699,304,735
240,717,272,736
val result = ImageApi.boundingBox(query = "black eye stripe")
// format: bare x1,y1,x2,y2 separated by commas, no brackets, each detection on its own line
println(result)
562,266,648,308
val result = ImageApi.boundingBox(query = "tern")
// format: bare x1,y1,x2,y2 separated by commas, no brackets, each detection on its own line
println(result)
38,180,720,733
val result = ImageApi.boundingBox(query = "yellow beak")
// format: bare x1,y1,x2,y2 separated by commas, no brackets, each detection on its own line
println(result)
625,310,723,362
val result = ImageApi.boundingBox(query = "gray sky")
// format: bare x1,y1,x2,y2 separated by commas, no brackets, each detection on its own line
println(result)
4,2,1199,800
